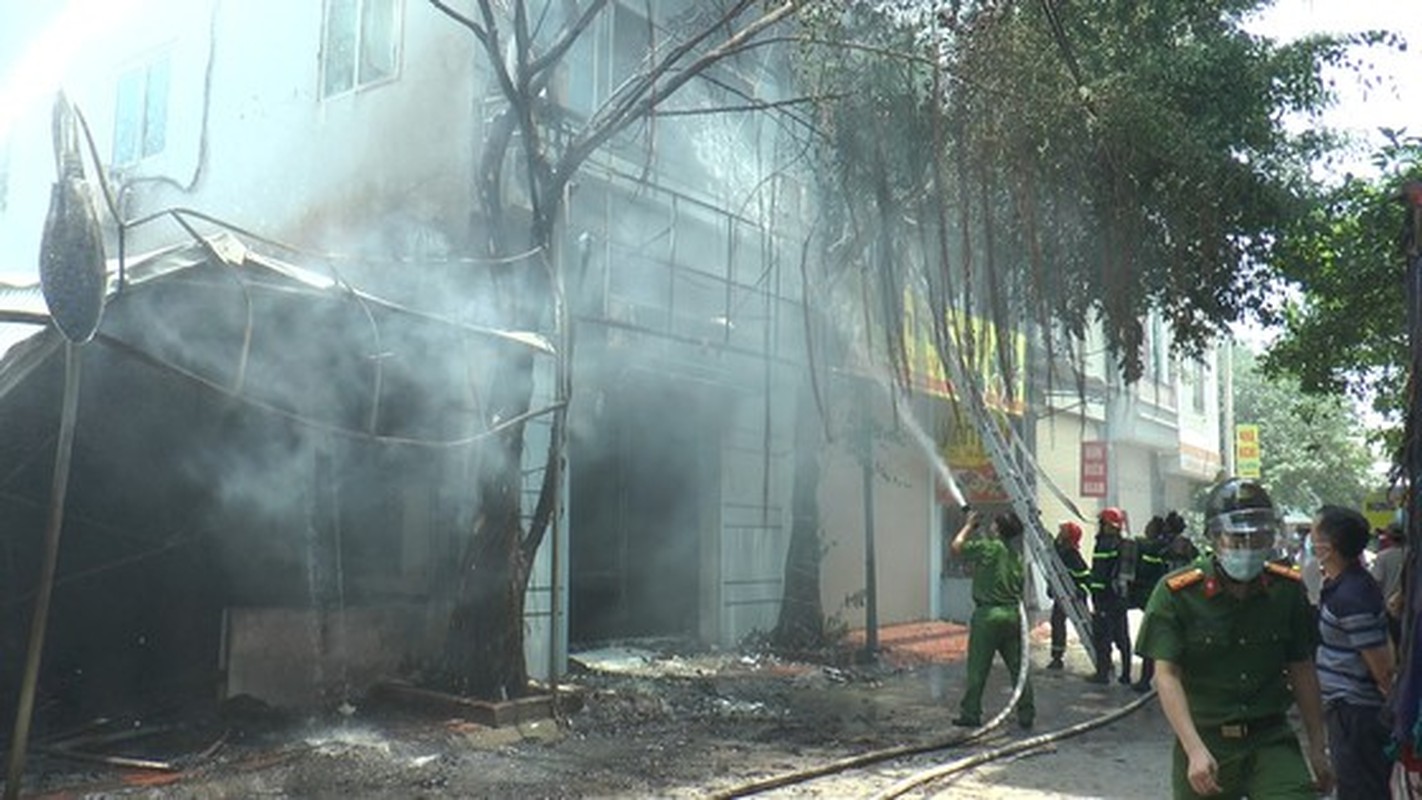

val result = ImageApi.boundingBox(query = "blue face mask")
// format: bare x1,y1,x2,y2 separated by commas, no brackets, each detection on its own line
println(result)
1218,548,1269,581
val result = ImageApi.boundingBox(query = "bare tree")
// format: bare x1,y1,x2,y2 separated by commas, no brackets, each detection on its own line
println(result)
427,0,806,700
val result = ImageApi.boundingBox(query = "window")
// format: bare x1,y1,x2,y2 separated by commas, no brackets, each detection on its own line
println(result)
610,4,648,93
552,2,649,118
322,0,400,97
559,28,597,116
1148,314,1166,382
113,52,170,166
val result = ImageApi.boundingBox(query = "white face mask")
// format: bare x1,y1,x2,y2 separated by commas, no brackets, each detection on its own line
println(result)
1218,548,1270,581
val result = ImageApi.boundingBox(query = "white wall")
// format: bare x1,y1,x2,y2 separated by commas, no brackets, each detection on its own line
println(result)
818,386,935,630
1,0,479,275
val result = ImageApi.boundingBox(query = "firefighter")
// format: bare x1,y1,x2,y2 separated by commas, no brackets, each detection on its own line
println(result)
1162,510,1200,570
950,509,1034,730
1087,507,1132,684
1135,478,1332,798
1128,515,1172,691
1047,520,1090,670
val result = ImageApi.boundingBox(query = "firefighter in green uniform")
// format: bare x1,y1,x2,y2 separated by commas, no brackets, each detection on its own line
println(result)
1136,478,1333,798
950,509,1034,730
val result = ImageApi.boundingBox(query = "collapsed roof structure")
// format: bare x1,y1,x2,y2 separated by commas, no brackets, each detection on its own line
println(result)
0,233,551,720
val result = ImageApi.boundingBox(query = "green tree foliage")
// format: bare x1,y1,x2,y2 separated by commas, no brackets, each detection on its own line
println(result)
1232,345,1373,513
798,1,1379,384
1264,132,1422,448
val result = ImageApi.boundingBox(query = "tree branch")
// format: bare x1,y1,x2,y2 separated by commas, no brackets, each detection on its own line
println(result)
649,93,839,118
451,1,554,241
588,0,759,140
562,0,799,186
428,0,490,46
528,0,613,82
513,0,532,95
721,36,1038,105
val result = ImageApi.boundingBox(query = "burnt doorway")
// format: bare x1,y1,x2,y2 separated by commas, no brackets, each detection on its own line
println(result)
569,375,718,643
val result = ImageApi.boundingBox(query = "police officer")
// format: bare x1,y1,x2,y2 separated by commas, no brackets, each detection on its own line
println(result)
1048,520,1090,670
950,509,1034,729
1087,507,1132,684
1135,478,1332,798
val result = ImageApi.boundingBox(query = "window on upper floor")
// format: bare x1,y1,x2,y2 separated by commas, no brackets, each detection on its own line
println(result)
610,3,649,95
554,2,649,119
561,28,597,117
1148,314,1166,383
113,51,171,166
322,0,401,98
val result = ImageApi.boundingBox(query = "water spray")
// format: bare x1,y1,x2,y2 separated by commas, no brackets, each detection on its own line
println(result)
895,391,968,511
856,352,969,513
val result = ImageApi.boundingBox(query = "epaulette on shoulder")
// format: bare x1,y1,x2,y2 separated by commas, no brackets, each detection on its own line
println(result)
1265,562,1302,581
1166,568,1206,592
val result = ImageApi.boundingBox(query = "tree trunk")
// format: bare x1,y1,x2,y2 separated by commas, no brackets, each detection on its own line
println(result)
442,348,537,700
772,376,825,650
439,123,566,696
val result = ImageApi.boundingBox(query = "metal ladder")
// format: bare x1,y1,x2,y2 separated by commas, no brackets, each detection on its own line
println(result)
943,334,1097,670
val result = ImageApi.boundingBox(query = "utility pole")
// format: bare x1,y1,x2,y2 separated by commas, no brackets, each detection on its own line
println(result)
858,385,879,662
1221,337,1235,477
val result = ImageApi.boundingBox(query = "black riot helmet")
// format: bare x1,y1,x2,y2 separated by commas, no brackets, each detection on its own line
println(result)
1203,477,1281,543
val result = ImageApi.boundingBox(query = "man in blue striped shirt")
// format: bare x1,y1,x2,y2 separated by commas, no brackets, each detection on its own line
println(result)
1311,504,1394,800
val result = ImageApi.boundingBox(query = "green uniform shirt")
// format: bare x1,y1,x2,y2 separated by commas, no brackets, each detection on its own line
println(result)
960,538,1024,607
1135,557,1317,727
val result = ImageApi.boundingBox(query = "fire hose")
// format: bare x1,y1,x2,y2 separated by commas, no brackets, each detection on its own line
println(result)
871,686,1157,799
711,601,1153,798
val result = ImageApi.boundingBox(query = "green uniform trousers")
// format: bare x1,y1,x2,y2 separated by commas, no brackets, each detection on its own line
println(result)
1171,722,1314,799
958,604,1034,725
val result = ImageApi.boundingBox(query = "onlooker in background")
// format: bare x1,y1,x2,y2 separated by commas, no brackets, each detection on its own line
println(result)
1136,478,1331,798
1087,507,1132,685
1048,520,1091,671
1312,504,1393,800
950,510,1034,730
1369,520,1406,647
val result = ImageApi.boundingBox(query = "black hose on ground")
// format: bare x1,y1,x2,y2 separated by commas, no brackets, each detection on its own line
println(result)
710,601,1039,799
870,687,1157,799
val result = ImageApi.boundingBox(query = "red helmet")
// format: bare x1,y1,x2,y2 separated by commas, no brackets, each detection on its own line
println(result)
1058,521,1083,548
1099,507,1127,529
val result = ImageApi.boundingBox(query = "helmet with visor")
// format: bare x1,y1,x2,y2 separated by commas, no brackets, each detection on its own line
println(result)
1204,478,1281,580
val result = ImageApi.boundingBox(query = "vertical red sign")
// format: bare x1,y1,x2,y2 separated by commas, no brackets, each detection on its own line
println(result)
1080,441,1108,497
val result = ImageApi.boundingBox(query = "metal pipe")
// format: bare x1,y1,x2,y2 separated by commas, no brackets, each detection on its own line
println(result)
1221,337,1235,476
4,342,82,799
860,386,878,659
